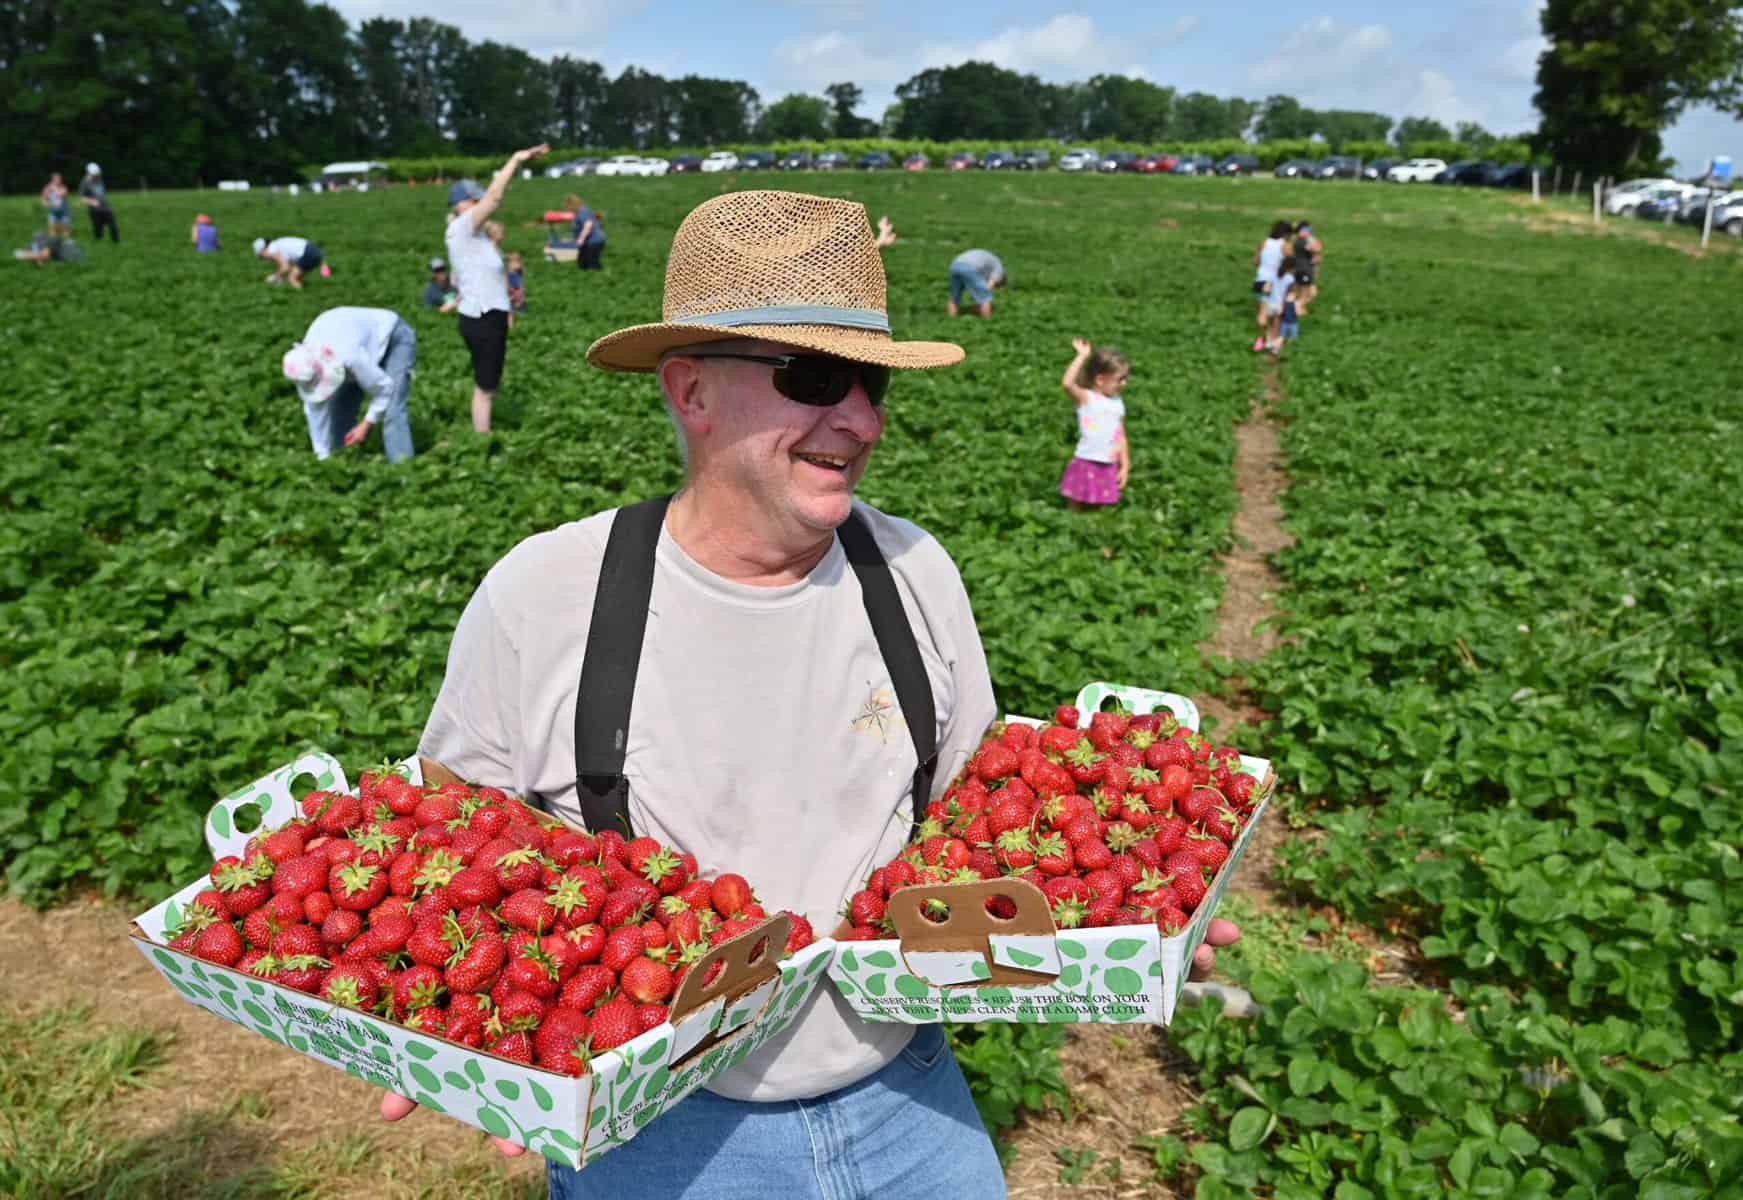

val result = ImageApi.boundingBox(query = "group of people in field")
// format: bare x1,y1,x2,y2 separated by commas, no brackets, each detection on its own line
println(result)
1251,219,1323,355
17,147,1263,522
15,164,115,264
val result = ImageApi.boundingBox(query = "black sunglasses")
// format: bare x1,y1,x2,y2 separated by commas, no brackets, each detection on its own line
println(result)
687,352,889,407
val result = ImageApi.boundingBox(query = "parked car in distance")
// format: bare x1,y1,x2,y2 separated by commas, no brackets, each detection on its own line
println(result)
858,151,893,170
1713,194,1743,236
981,149,1017,169
1675,189,1720,225
1432,159,1480,184
1608,177,1676,200
810,150,845,170
1274,158,1317,178
1606,180,1681,214
1173,154,1215,175
1217,154,1260,176
1098,151,1134,173
902,152,928,171
1450,161,1497,185
780,150,813,170
1153,152,1179,173
1361,158,1399,181
947,151,978,170
1485,163,1535,188
594,155,647,177
670,155,702,173
739,150,776,170
700,151,740,173
1018,149,1051,170
1130,154,1167,173
1386,157,1446,182
544,159,590,178
1315,156,1360,180
1058,147,1100,171
1633,193,1685,221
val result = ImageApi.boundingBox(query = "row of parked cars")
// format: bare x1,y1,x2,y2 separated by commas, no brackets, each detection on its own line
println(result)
545,150,923,177
1604,177,1743,235
1376,158,1538,187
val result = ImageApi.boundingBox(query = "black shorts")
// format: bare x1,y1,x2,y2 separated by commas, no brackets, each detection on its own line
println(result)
297,243,324,271
458,309,510,390
1252,279,1269,297
1295,270,1315,286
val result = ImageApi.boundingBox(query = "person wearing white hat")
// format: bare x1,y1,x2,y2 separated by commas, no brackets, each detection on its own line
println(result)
385,190,1239,1197
444,142,548,434
255,234,325,288
281,307,416,462
78,163,118,243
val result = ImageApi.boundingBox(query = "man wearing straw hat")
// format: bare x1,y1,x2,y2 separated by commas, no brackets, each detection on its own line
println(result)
385,190,1236,1197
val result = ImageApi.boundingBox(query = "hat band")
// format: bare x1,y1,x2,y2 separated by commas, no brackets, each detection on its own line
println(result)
669,303,890,334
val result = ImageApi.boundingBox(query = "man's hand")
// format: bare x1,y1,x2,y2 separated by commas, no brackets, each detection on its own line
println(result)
381,1091,525,1157
343,420,373,448
1188,918,1239,981
515,144,551,164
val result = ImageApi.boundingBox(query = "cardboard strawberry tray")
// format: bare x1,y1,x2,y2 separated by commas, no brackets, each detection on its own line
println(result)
828,681,1272,1026
128,752,834,1168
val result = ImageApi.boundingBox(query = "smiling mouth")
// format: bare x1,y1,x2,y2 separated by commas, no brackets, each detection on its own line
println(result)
796,451,852,473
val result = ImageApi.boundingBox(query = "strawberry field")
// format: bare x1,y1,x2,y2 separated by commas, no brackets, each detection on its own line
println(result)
2,173,1740,1197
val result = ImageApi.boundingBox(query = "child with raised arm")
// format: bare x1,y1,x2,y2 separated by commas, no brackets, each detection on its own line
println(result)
1057,337,1130,510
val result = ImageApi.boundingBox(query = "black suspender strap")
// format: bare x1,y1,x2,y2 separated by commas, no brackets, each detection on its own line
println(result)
838,510,939,842
572,498,939,843
572,494,671,836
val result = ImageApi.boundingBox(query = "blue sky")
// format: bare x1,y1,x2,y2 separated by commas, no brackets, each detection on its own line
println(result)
328,0,1740,174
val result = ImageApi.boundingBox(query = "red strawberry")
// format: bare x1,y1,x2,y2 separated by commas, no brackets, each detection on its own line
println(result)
1225,772,1258,808
412,791,461,828
500,887,557,933
444,994,489,1046
1033,831,1073,876
1087,710,1128,751
302,890,335,925
709,874,753,918
973,742,1019,784
564,922,607,964
192,922,244,966
994,828,1035,871
271,854,328,899
1127,869,1179,912
445,930,506,993
1203,807,1241,844
637,1004,669,1031
260,827,306,864
601,926,646,972
407,1006,447,1036
548,831,598,870
1164,859,1208,910
321,908,363,950
272,923,324,960
394,964,446,1012
387,850,422,897
1082,868,1123,906
598,888,652,930
534,1007,594,1075
847,889,888,928
489,1031,535,1063
1074,838,1114,872
1155,906,1191,935
506,949,561,998
783,913,815,953
620,956,674,1004
330,862,388,912
559,963,615,1012
1161,764,1193,804
321,963,379,1009
1037,724,1081,757
1187,832,1231,873
1152,817,1190,856
242,907,281,950
1054,704,1081,728
588,997,642,1052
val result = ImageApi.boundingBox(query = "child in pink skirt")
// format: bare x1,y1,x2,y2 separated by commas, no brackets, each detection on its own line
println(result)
1058,337,1130,509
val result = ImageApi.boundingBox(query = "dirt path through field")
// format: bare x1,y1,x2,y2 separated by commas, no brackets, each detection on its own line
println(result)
1000,363,1296,1198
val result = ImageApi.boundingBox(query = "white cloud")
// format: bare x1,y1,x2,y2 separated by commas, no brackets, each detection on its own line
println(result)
1160,15,1200,45
1403,68,1486,128
1493,35,1546,83
1248,17,1393,88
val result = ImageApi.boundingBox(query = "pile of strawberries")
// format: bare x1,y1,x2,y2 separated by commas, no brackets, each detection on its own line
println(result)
841,705,1263,939
166,769,812,1075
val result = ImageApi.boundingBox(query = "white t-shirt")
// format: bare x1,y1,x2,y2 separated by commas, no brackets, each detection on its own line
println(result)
267,236,309,261
1073,392,1125,463
419,501,997,1102
444,210,508,318
1255,237,1285,285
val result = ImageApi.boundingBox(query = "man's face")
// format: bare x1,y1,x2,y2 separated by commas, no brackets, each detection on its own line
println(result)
691,339,888,537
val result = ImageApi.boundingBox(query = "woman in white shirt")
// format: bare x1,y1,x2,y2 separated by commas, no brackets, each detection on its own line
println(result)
445,143,548,433
1251,220,1291,349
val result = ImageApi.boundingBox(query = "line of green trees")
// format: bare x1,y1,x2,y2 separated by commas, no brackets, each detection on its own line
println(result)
4,0,1740,193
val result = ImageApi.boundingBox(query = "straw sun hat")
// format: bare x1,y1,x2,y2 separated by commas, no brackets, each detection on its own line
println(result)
585,190,963,373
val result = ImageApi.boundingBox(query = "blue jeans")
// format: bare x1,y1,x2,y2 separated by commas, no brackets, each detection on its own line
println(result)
949,263,993,307
304,321,416,462
548,1024,1005,1200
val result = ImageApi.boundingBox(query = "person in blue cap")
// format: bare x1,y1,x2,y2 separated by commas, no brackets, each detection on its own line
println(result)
443,144,548,434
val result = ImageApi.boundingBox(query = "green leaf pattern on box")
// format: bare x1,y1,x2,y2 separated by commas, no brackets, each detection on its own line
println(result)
205,752,346,860
1073,682,1200,731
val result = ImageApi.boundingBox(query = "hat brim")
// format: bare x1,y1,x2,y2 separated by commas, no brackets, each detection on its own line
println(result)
586,322,964,373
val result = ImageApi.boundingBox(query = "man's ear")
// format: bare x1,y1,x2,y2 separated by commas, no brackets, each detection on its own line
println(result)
659,355,711,438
